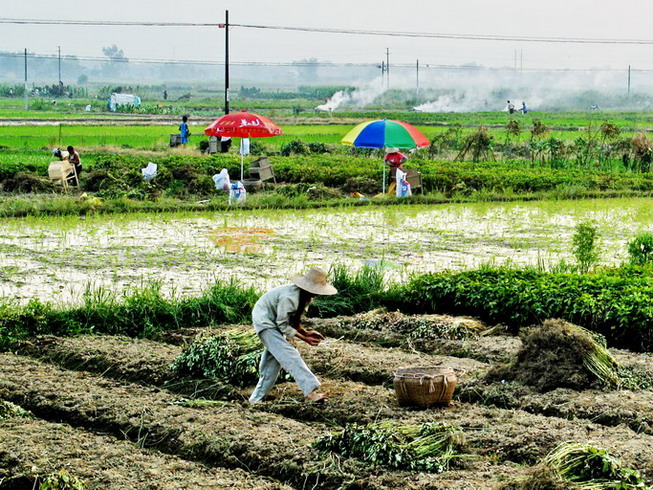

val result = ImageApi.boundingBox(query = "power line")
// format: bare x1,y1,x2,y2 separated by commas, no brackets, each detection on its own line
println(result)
2,17,653,45
233,24,653,46
0,18,218,27
3,51,653,72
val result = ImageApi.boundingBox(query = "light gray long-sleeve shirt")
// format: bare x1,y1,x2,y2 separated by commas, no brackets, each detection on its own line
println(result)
252,284,300,338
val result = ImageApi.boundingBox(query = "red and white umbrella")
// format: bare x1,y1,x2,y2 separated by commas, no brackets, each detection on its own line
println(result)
205,111,283,180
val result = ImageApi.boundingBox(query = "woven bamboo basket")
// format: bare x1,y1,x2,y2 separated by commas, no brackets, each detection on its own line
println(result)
393,367,457,408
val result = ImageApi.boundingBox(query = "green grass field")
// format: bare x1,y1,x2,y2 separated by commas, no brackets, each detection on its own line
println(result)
0,117,650,151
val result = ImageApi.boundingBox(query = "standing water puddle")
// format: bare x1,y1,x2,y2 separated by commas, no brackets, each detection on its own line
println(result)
0,197,651,304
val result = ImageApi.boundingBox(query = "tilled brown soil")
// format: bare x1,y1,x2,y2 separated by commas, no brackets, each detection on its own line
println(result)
0,354,519,489
0,417,285,489
5,315,653,488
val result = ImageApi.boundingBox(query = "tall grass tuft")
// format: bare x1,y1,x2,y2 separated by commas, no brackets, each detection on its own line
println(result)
311,264,386,318
0,279,258,349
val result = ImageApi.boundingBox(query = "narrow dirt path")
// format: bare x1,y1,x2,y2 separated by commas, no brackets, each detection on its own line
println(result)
0,417,286,489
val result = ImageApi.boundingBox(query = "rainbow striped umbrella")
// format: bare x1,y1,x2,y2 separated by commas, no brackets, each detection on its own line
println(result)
342,119,429,194
341,119,430,149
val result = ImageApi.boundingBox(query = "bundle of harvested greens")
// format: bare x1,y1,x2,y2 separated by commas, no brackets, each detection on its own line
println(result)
0,400,31,420
536,442,648,489
314,421,464,473
492,319,644,391
171,329,262,387
338,310,482,342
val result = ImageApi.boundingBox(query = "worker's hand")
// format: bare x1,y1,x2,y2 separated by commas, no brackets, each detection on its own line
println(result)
296,331,322,346
304,330,325,341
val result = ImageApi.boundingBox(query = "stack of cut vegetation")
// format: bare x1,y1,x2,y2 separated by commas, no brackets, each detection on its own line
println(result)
492,319,643,391
0,399,32,420
337,309,483,345
511,442,649,489
314,421,464,473
36,469,87,490
171,329,262,387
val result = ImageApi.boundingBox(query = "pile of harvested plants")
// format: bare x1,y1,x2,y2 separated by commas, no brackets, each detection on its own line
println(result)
0,400,31,420
492,319,644,391
314,421,464,473
515,442,649,489
171,329,262,387
338,309,482,343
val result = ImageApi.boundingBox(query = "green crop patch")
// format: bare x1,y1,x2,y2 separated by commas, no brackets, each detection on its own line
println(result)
314,421,465,473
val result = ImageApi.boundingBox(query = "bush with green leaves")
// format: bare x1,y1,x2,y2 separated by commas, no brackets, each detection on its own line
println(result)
572,221,600,273
280,139,308,156
395,267,653,351
628,232,653,266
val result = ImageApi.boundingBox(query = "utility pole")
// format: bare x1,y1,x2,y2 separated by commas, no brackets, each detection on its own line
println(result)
386,48,390,89
219,11,230,114
520,49,523,72
224,10,229,114
24,48,28,111
416,59,419,97
628,65,631,97
58,45,61,84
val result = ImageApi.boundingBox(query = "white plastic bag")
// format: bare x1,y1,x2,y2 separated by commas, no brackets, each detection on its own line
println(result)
212,168,231,190
142,162,158,180
239,138,250,156
395,168,412,198
228,181,247,205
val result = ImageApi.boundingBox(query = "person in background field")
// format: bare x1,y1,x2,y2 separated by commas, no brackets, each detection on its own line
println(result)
384,147,408,194
67,145,81,184
384,147,408,170
521,101,528,114
220,136,232,153
179,115,190,145
249,267,337,404
507,100,516,114
163,89,168,101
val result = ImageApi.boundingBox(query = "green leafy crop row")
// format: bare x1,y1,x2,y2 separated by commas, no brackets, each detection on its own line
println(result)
4,265,653,352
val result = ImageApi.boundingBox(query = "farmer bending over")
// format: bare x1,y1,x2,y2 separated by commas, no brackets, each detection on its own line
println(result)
249,267,337,404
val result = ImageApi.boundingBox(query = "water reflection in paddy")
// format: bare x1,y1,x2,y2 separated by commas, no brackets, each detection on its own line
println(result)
0,197,650,304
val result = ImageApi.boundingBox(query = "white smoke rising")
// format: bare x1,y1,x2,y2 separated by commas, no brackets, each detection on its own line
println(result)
316,78,387,111
316,66,653,112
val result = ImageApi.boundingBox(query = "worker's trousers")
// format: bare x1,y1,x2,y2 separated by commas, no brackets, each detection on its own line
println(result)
249,328,320,403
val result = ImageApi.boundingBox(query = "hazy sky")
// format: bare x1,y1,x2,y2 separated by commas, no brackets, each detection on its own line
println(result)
3,0,653,71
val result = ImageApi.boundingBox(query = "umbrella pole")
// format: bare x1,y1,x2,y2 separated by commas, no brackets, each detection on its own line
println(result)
382,164,386,194
240,154,244,181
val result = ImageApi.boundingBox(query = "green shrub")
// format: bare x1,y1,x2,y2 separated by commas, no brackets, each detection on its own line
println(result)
395,267,653,351
280,139,308,156
628,232,653,266
572,221,600,273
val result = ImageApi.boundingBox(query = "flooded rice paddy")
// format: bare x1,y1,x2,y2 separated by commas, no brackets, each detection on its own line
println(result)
1,197,652,304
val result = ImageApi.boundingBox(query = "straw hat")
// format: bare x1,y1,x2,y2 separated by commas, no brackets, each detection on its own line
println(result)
292,267,337,296
386,147,399,153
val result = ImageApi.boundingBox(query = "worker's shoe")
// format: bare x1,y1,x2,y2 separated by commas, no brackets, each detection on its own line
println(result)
304,392,329,403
